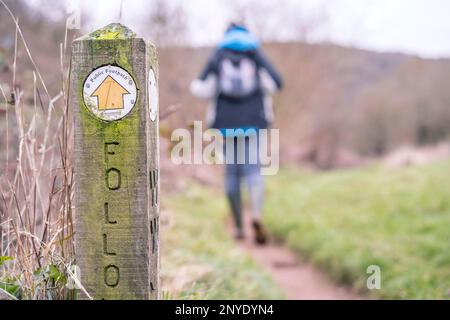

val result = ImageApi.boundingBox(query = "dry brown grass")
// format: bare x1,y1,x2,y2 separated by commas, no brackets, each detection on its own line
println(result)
0,0,79,300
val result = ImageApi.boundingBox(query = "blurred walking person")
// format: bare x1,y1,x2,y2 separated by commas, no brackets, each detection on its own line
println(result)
190,22,283,245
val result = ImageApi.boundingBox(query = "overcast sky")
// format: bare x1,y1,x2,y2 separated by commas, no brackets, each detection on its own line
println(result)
72,0,450,58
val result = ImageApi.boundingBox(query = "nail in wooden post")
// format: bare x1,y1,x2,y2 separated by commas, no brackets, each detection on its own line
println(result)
70,23,159,300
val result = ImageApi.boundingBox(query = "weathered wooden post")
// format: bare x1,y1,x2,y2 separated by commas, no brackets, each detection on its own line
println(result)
70,23,159,299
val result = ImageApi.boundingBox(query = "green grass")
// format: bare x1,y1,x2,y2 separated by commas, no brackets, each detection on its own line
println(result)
162,184,284,300
264,160,450,299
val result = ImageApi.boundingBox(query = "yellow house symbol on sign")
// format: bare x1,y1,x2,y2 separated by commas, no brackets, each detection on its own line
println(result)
91,75,130,110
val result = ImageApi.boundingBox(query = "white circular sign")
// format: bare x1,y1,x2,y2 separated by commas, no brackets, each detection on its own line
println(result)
83,65,137,121
148,69,158,122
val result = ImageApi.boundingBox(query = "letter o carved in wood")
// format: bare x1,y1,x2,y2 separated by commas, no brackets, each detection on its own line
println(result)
104,264,120,287
106,168,121,190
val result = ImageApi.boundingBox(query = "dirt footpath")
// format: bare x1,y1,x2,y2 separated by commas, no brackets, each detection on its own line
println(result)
231,214,363,300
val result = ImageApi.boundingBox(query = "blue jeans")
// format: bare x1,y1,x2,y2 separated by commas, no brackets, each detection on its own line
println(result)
223,135,264,231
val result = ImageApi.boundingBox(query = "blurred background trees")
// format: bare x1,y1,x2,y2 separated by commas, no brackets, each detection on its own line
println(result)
1,0,450,170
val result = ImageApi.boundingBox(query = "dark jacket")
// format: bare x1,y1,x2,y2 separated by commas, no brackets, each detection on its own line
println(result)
198,47,283,130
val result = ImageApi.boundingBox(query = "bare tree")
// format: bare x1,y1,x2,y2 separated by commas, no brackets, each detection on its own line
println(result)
224,0,329,42
142,0,187,47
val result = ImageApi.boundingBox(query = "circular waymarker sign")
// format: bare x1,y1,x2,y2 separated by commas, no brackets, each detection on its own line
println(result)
148,69,158,122
83,65,137,121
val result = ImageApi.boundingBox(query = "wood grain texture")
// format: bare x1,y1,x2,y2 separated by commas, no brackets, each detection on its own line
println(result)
70,27,159,300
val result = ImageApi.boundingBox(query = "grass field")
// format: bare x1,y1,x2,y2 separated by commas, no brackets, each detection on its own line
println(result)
264,160,450,299
162,184,284,300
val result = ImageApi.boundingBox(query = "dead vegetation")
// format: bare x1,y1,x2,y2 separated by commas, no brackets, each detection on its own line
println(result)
0,0,80,299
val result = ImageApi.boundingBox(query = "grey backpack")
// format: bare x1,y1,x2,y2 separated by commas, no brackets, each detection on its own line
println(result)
218,56,260,98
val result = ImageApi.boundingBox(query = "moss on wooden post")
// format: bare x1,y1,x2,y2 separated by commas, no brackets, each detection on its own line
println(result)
70,23,159,300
